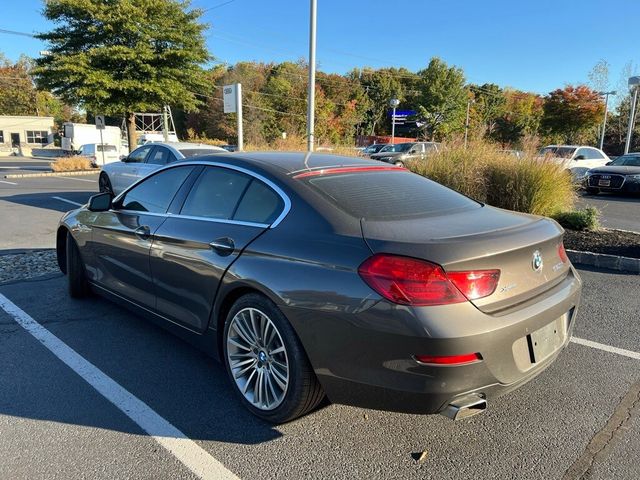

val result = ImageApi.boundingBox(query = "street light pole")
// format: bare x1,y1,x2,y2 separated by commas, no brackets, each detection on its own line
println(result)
598,91,616,151
389,98,400,144
464,99,474,148
306,0,317,152
624,77,640,154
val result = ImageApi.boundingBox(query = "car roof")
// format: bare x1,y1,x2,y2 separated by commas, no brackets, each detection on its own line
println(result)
178,151,385,177
148,142,227,151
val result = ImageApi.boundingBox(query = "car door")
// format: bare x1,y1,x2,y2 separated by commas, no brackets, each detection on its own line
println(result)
87,165,196,309
111,145,153,193
150,165,286,332
136,145,175,182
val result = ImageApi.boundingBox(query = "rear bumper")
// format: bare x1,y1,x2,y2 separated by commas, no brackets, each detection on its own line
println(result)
283,266,582,415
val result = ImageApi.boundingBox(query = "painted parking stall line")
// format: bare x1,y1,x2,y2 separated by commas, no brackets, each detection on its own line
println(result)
0,180,18,185
52,196,83,207
0,293,240,480
59,176,97,183
571,336,640,361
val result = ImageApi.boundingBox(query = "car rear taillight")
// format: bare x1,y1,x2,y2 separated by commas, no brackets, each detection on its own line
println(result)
358,254,500,306
414,353,482,365
558,242,569,263
445,270,501,300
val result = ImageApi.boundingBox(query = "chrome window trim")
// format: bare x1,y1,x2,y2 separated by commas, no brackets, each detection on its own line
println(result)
113,160,291,228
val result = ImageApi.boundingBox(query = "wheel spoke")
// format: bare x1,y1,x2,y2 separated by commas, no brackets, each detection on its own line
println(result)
242,368,258,394
234,317,256,346
234,359,257,379
255,369,264,407
271,365,288,389
249,309,260,342
266,371,278,400
270,345,286,355
228,337,251,351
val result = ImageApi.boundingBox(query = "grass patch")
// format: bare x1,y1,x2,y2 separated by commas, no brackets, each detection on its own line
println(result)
552,207,600,231
407,140,576,217
51,156,94,172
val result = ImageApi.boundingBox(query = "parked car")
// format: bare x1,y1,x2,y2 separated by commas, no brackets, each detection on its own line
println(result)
538,145,610,178
360,143,388,157
370,142,439,166
583,152,640,195
58,152,581,423
99,142,227,196
78,143,120,166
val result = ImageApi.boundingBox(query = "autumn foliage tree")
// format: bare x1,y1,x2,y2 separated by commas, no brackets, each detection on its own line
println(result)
541,85,604,143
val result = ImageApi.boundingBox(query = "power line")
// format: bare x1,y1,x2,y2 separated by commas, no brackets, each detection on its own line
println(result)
0,28,36,38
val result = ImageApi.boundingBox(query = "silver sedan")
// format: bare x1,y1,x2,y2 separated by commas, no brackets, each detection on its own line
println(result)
99,142,227,195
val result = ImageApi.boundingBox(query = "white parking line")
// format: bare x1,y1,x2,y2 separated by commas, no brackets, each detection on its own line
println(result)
59,176,97,183
0,293,240,480
571,336,640,360
52,196,83,207
0,180,17,185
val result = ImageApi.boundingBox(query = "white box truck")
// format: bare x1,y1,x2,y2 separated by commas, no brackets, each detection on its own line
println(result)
61,122,126,155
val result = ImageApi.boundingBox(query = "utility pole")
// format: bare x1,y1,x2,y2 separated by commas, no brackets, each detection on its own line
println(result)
598,91,616,151
306,0,317,152
624,77,640,154
389,98,400,144
464,99,474,148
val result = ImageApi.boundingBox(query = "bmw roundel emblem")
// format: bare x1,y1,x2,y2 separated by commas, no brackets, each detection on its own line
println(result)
532,250,543,272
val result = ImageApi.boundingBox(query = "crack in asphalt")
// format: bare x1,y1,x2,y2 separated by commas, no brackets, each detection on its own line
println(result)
562,381,640,480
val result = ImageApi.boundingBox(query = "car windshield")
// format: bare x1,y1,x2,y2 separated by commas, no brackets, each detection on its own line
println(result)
379,143,413,153
305,170,480,220
539,147,576,158
179,148,224,158
610,155,640,167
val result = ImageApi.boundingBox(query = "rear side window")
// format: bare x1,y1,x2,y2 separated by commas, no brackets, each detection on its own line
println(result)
306,171,480,219
234,180,284,224
119,166,193,213
146,147,171,165
181,167,251,220
97,145,117,152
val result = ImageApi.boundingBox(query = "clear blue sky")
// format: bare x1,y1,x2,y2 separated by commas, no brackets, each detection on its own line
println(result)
1,0,638,95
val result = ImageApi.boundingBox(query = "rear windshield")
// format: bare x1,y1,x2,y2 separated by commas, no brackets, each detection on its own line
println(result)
97,145,117,152
179,148,224,158
539,147,576,158
306,170,480,219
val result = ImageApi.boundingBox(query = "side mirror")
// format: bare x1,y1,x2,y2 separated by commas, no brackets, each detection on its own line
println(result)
88,192,112,212
574,155,586,160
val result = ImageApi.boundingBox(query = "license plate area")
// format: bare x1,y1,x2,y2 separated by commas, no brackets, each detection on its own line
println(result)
528,317,566,363
598,179,610,186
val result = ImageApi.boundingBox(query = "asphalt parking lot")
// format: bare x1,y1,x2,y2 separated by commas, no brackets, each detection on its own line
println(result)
578,193,640,232
0,162,639,480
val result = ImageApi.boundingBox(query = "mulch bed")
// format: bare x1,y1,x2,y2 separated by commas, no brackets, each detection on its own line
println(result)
564,228,640,259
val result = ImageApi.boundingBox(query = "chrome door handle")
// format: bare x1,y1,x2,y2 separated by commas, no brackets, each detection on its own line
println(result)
134,225,151,240
209,237,235,255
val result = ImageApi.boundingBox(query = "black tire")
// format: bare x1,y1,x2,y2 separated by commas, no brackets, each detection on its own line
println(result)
66,232,90,298
222,293,324,423
99,172,113,196
585,187,599,195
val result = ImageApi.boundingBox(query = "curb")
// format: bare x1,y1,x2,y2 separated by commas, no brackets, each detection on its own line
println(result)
567,249,640,274
5,170,100,179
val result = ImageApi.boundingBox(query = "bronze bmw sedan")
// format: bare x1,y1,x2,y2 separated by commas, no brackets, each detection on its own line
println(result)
56,152,581,423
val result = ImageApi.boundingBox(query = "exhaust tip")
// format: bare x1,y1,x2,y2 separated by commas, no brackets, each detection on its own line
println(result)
440,394,487,420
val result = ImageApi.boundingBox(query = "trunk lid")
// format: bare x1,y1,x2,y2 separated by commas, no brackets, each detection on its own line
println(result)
361,205,569,313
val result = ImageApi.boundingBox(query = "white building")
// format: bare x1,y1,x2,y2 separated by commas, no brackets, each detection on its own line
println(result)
0,115,55,154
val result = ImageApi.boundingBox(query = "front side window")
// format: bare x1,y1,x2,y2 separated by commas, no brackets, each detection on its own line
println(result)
574,148,590,160
26,130,49,145
180,167,251,220
119,166,194,213
127,146,152,163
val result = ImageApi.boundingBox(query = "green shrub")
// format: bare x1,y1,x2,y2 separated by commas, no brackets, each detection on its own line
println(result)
552,207,600,231
407,140,576,217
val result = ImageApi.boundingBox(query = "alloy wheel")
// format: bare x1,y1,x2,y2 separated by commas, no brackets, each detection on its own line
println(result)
226,307,290,411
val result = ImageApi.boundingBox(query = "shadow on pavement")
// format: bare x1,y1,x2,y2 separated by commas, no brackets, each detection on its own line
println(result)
1,191,93,213
0,276,286,445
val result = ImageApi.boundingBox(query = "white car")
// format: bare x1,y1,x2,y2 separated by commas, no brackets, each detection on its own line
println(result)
78,143,120,166
99,142,227,196
538,145,610,178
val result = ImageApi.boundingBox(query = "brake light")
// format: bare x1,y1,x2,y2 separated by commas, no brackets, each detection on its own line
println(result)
445,270,501,300
358,254,500,306
414,353,482,365
558,242,568,263
358,254,466,306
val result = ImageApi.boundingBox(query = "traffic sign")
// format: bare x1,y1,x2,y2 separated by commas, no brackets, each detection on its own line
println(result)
95,115,106,130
